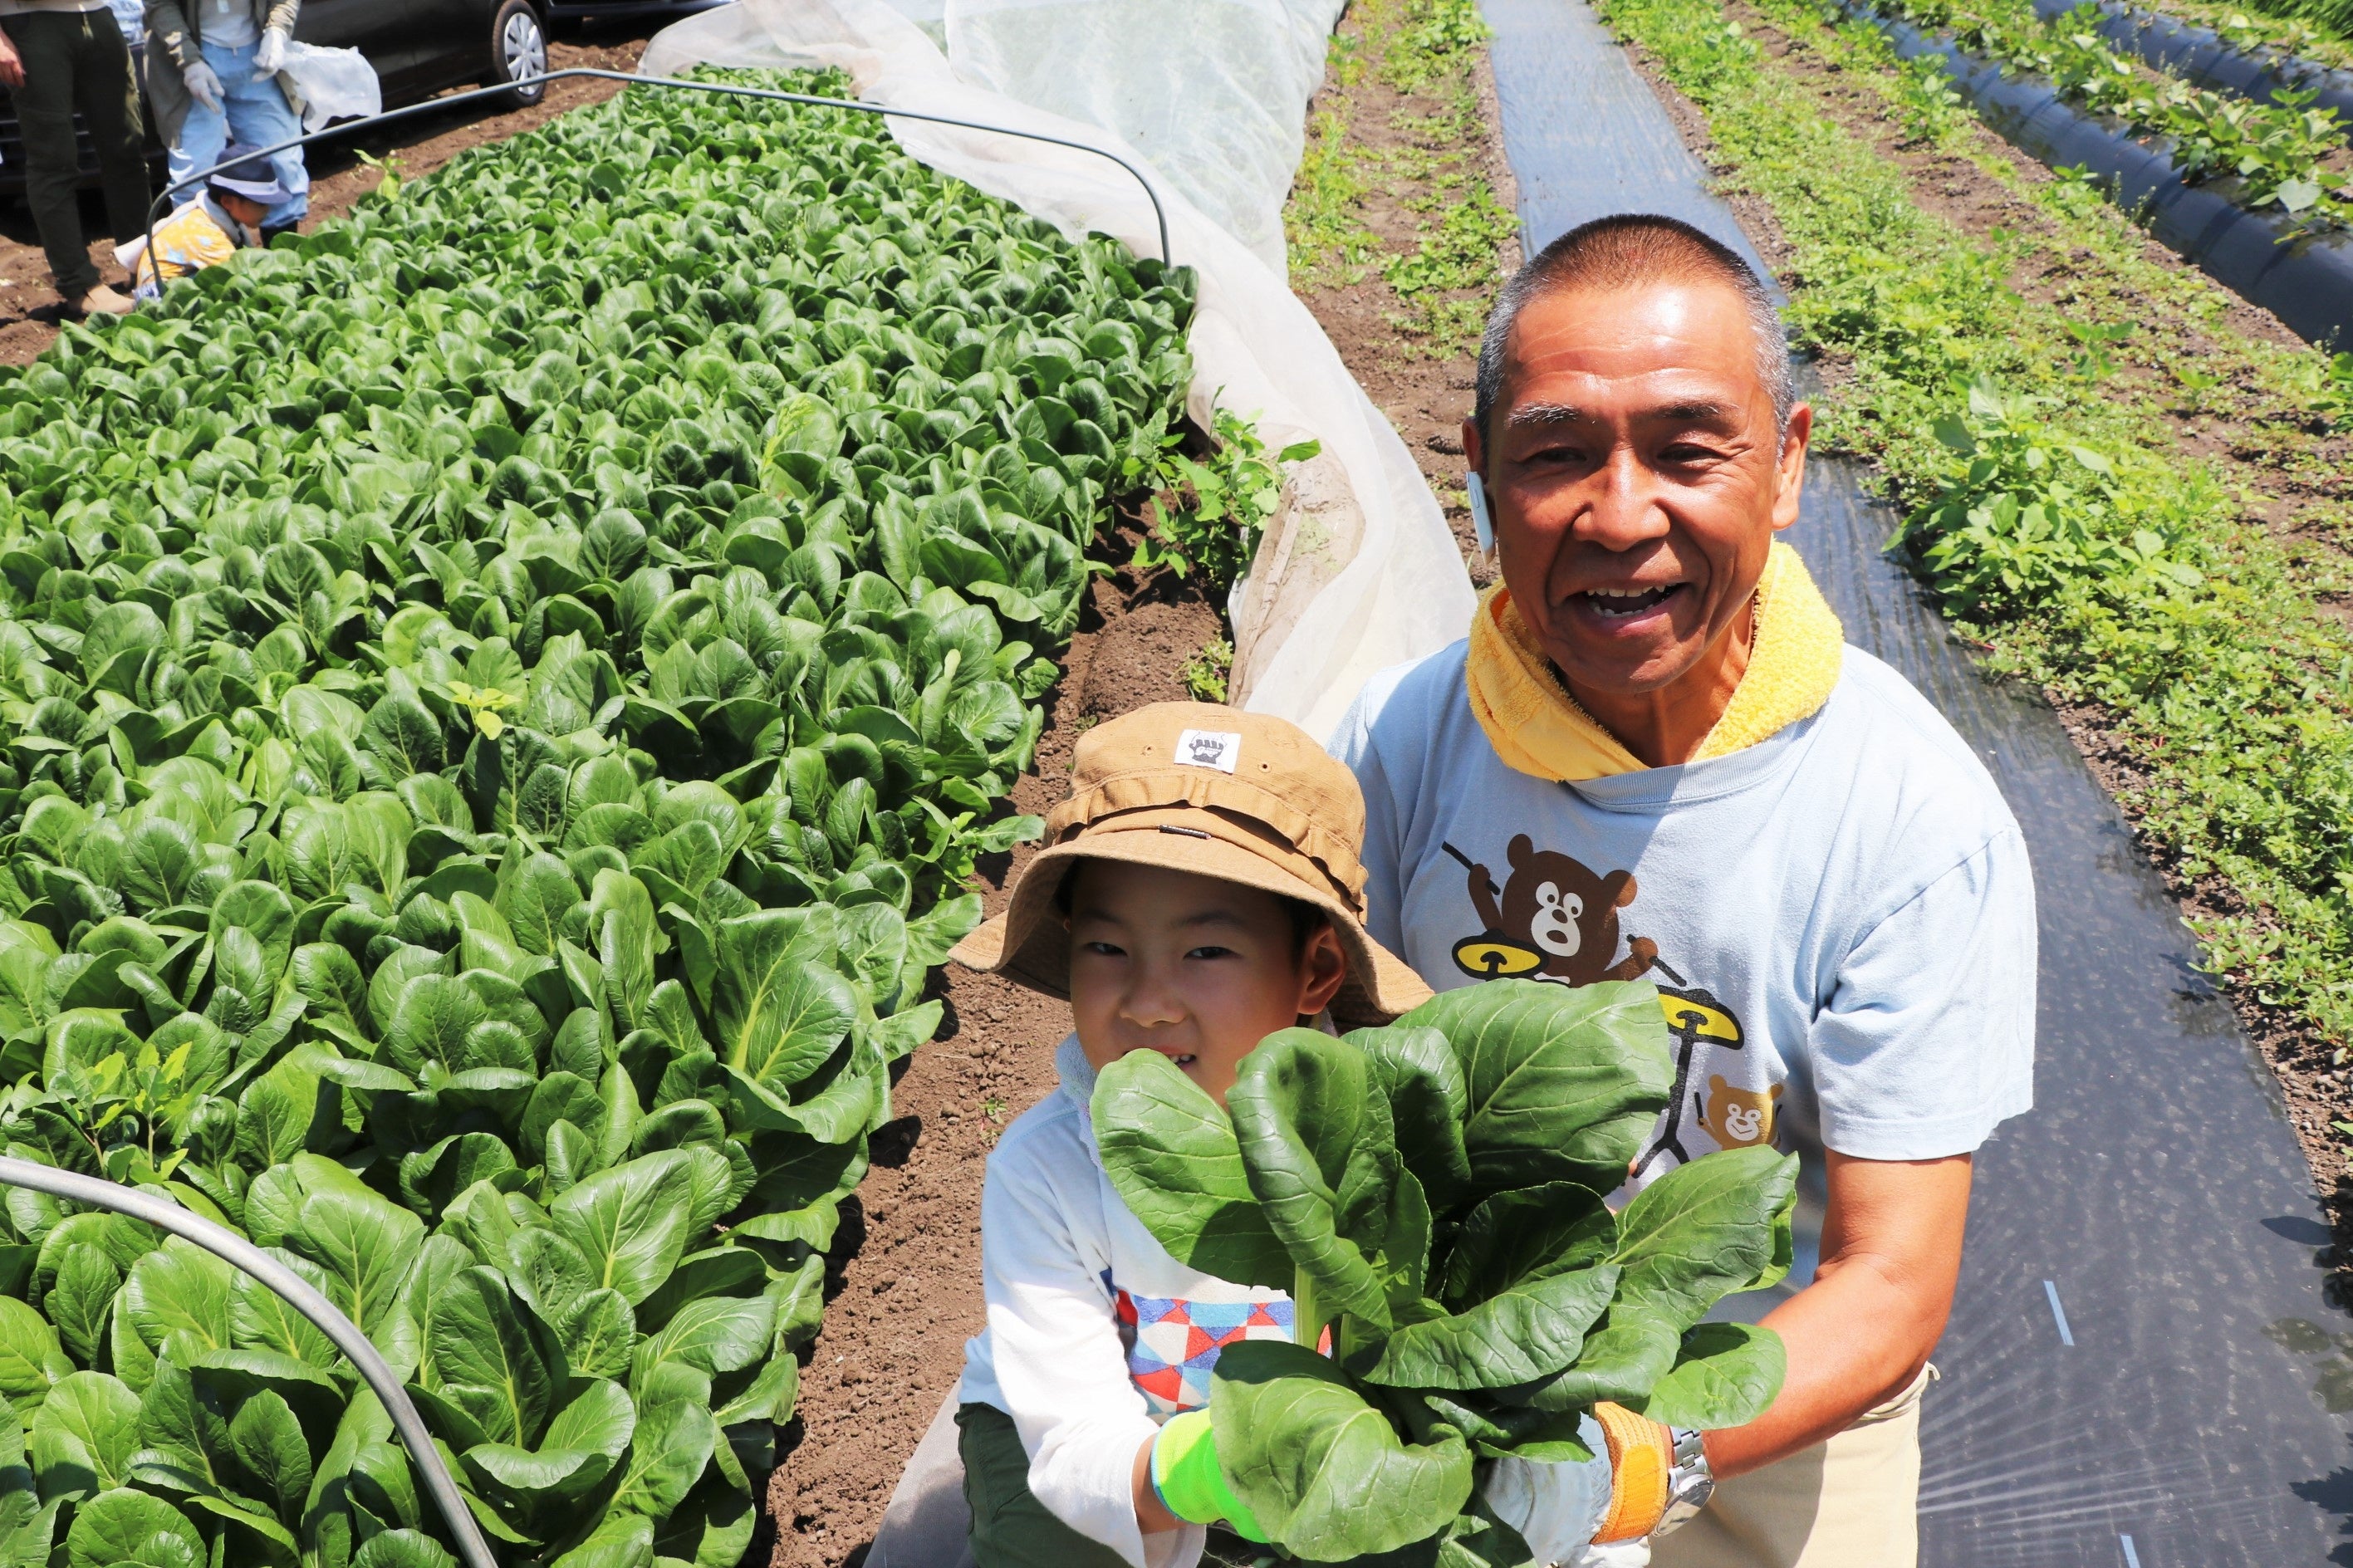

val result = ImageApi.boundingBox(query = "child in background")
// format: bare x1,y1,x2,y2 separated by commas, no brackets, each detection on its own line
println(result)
950,703,1653,1568
127,145,282,299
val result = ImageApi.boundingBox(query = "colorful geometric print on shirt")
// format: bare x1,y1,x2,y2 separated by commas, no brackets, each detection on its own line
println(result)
1110,1278,1323,1419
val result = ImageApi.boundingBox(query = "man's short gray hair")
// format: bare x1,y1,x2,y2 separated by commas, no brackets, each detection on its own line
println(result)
1473,213,1795,446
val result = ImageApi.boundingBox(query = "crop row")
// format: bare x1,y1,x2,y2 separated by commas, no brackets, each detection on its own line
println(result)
0,70,1198,1568
1848,0,2353,220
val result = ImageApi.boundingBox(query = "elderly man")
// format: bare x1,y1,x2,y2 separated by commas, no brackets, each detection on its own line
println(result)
1334,213,2034,1566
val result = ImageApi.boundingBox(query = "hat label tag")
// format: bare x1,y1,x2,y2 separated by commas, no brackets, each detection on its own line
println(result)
1175,729,1242,773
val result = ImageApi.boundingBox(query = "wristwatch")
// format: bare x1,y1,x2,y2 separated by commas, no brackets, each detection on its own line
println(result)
1654,1428,1715,1536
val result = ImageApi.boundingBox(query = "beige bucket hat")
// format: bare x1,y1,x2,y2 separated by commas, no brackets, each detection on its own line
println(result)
948,701,1433,1026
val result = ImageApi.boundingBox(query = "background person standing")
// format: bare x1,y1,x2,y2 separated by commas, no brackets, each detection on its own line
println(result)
0,0,150,316
143,0,304,238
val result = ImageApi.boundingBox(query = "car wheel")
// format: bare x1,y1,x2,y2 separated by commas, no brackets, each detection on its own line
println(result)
488,0,548,107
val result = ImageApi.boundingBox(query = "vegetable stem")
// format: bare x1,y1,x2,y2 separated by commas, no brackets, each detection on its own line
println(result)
1293,1267,1326,1351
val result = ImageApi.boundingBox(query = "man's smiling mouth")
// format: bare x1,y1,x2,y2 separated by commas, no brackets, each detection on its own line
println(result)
1578,583,1684,620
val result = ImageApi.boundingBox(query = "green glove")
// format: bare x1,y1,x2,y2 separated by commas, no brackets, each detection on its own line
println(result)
1150,1409,1270,1543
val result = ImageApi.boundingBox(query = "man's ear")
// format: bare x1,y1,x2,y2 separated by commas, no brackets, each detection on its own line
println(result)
1771,402,1812,534
1461,416,1485,476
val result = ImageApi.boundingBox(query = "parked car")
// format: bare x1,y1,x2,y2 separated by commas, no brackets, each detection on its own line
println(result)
0,0,555,199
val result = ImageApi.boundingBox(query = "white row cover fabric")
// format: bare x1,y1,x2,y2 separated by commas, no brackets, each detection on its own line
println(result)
640,0,1477,741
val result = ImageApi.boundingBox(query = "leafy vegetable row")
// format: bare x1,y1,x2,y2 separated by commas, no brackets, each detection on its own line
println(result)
1097,982,1793,1565
1845,0,2353,221
0,68,1199,1568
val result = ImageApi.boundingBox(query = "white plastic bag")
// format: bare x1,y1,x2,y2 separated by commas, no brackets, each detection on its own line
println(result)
640,0,1476,739
281,40,382,130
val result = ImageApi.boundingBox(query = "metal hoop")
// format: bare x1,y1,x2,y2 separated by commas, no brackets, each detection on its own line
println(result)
140,67,1174,296
0,1155,502,1568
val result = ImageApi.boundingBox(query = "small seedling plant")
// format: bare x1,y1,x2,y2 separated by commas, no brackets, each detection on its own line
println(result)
1094,980,1795,1565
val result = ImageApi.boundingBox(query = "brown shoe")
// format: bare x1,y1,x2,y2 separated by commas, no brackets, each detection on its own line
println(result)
66,283,134,317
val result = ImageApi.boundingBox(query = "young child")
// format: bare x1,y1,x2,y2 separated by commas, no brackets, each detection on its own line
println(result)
949,703,1659,1568
127,145,285,300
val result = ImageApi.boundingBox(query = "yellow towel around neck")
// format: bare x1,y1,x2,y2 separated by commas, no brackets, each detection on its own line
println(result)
1464,541,1845,782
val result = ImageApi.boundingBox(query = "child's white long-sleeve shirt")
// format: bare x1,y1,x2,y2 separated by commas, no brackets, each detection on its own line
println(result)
958,1036,1302,1568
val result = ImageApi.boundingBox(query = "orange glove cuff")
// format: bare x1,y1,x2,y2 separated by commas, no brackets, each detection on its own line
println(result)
1591,1400,1674,1543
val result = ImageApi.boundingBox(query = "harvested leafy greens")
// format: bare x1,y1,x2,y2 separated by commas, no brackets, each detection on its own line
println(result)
1094,980,1797,1565
0,67,1197,1568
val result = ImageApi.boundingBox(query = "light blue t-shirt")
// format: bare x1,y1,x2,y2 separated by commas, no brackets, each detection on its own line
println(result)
1331,640,2036,1304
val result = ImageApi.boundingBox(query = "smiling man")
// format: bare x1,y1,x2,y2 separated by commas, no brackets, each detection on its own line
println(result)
1332,215,2037,1566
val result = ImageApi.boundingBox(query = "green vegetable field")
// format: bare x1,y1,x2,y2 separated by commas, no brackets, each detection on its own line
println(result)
0,69,1197,1568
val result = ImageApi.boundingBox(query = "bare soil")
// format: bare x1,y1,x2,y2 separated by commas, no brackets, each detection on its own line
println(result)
1287,7,1522,587
0,20,655,364
1610,8,2353,1279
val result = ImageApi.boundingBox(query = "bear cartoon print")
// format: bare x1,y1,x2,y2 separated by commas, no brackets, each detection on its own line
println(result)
1444,834,1659,985
1439,833,1784,1179
1701,1076,1783,1149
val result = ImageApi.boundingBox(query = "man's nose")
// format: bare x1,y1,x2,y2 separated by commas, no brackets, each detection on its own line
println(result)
1578,443,1670,548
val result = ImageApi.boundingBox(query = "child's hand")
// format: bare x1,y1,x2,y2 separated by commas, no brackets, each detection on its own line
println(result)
1144,1410,1271,1542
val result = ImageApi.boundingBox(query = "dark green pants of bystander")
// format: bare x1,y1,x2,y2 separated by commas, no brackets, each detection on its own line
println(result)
1,8,149,299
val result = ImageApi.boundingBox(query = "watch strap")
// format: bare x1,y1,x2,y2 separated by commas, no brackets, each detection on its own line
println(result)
1654,1426,1717,1536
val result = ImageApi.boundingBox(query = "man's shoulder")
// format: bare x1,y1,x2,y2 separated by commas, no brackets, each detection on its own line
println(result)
1818,644,2019,845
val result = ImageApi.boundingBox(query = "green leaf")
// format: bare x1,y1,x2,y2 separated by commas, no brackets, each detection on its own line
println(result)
605,1395,717,1521
1398,980,1674,1196
120,1239,232,1358
1091,1050,1291,1289
550,1149,699,1306
1640,1321,1786,1429
1228,1028,1406,1330
30,1370,142,1498
427,1267,557,1448
350,1530,459,1568
591,869,659,1033
293,1185,426,1340
711,911,855,1090
1211,1339,1472,1560
63,1487,203,1568
226,1389,312,1515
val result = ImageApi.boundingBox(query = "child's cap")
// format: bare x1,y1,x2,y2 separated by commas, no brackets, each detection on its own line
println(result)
949,701,1433,1026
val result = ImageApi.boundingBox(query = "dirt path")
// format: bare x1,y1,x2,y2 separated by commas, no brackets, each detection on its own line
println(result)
0,20,656,364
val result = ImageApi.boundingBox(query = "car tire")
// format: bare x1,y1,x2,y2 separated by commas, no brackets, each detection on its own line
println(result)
487,0,549,107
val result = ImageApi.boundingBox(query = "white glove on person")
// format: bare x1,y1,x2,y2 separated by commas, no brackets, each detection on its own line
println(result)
182,57,223,110
252,27,287,76
1484,1418,1615,1568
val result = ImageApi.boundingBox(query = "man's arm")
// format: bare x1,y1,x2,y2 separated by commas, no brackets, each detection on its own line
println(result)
143,0,201,71
1701,1150,1970,1477
0,29,22,91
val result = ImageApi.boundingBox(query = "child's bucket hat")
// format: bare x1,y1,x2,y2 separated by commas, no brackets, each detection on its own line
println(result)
949,701,1432,1025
